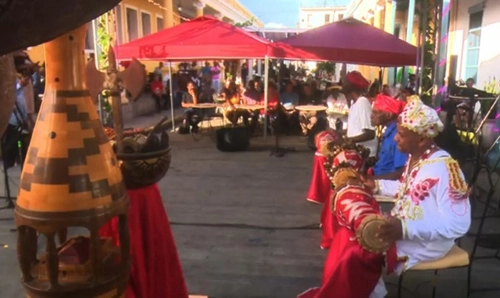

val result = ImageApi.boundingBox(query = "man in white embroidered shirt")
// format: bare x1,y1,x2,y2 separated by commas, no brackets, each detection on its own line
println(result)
358,96,471,297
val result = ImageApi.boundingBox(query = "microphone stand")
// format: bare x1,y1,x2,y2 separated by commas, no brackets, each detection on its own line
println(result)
270,103,295,157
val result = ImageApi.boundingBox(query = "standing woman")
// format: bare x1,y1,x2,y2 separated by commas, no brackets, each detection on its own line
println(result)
150,74,165,113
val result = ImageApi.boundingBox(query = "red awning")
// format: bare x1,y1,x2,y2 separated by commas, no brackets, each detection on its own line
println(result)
281,18,418,66
115,16,320,61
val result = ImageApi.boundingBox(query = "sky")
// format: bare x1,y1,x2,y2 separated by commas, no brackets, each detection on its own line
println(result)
239,0,352,28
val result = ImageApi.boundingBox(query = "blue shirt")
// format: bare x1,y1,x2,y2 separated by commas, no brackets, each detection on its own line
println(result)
373,122,408,176
9,80,28,127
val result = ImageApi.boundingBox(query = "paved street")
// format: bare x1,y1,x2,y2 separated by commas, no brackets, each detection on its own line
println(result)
1,125,500,297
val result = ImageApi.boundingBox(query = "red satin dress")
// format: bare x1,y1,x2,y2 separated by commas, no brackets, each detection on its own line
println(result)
299,185,396,298
319,149,365,249
319,189,334,249
306,131,337,204
99,184,189,298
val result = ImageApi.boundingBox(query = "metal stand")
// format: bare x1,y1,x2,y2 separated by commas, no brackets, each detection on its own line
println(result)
269,132,294,158
269,108,295,158
0,141,15,210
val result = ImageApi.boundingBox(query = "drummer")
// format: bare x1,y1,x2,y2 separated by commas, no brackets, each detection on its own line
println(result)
369,94,407,179
300,96,471,298
297,82,328,134
340,71,377,156
180,81,202,133
280,81,301,134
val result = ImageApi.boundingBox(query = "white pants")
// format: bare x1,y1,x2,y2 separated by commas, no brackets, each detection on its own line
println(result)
369,277,388,298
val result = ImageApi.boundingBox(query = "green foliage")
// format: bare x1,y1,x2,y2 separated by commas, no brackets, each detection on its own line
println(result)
234,17,255,28
96,13,113,70
317,62,336,74
484,76,499,95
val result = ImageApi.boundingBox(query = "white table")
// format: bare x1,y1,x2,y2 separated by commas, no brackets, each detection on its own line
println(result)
235,104,265,110
295,105,327,112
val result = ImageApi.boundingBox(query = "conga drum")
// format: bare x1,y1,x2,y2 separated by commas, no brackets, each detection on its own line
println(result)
356,214,391,253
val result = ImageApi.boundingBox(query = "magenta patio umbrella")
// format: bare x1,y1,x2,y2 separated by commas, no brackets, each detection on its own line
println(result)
281,18,417,66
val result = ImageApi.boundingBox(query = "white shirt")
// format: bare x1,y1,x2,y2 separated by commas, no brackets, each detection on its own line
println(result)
377,150,470,271
346,96,377,156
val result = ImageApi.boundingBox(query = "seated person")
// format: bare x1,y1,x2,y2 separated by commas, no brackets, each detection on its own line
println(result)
242,80,261,104
300,96,471,298
281,81,302,134
180,81,202,133
199,81,215,103
451,77,493,129
298,83,327,134
301,144,385,297
299,82,322,105
369,94,408,179
247,82,282,133
223,80,248,127
280,81,300,108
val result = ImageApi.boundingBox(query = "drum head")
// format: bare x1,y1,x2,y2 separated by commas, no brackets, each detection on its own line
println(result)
356,214,390,253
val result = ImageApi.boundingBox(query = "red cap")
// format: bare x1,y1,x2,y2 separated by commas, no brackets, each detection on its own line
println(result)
345,71,370,90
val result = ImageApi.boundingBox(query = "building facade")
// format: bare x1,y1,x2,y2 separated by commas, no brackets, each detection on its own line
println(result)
299,6,347,28
344,0,402,83
448,0,499,92
27,0,263,67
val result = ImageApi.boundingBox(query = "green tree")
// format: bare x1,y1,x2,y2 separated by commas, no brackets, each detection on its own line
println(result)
234,17,255,28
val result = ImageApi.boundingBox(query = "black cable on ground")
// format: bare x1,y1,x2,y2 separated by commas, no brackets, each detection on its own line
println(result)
169,222,321,230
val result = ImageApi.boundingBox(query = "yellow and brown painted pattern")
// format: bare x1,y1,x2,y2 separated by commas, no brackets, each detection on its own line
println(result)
17,89,125,213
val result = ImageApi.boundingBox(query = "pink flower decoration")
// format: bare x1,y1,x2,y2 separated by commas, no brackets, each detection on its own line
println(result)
410,178,439,205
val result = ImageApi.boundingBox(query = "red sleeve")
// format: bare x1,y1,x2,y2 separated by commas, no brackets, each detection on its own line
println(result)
334,189,380,231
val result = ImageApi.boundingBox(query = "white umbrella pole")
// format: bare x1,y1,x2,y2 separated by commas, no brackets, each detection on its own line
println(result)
168,62,175,132
263,56,269,142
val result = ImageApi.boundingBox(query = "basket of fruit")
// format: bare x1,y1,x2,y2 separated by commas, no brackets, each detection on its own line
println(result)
107,117,171,189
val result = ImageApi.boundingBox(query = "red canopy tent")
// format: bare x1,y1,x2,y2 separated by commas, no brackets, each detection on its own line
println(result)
281,18,417,66
115,16,318,136
114,16,319,61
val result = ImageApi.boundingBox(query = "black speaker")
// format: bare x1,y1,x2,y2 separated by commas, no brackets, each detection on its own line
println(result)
216,127,250,152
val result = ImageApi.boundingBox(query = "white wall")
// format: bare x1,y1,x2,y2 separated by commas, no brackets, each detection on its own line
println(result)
299,7,347,29
451,0,500,90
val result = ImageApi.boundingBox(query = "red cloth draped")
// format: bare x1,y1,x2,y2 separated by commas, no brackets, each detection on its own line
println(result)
319,189,334,249
99,184,189,298
373,94,406,115
307,154,331,204
299,186,390,298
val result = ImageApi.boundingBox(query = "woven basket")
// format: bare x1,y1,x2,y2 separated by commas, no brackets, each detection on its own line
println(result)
117,147,172,189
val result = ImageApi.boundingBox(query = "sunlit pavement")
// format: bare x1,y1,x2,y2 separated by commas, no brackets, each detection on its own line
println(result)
1,129,500,297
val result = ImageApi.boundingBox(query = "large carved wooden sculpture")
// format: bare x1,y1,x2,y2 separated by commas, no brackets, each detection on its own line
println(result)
15,24,130,297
